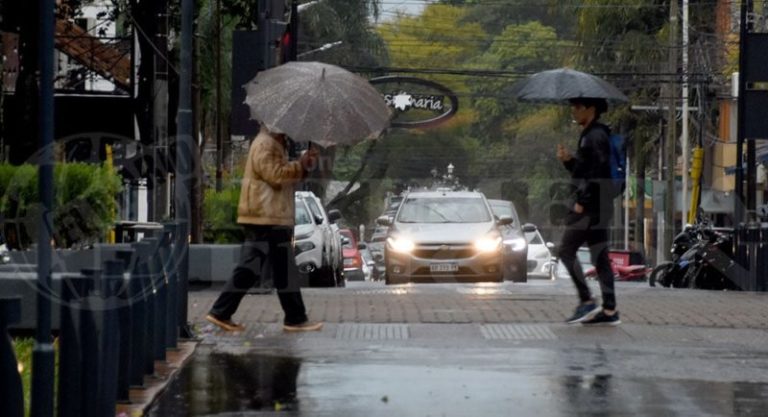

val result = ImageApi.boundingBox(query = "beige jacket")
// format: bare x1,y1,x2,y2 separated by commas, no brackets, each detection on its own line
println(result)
237,129,305,226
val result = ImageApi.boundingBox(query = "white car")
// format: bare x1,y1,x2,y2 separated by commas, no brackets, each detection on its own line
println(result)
294,191,344,287
525,228,554,279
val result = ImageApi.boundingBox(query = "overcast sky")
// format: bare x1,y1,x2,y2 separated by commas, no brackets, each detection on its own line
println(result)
378,0,431,22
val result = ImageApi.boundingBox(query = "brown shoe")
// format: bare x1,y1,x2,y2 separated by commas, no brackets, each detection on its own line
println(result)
205,314,246,332
283,321,323,332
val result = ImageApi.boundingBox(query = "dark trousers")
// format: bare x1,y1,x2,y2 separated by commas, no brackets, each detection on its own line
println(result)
209,225,308,325
559,212,616,310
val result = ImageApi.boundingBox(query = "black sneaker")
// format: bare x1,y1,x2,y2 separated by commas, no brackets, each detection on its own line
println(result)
565,302,601,324
582,311,621,326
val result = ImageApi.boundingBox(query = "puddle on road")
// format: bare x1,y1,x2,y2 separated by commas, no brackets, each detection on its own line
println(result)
149,352,768,417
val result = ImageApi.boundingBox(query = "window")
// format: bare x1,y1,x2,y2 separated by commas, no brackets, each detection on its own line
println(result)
295,201,312,225
304,197,324,223
397,197,491,223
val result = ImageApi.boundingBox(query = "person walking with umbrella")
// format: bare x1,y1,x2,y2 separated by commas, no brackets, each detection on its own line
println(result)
557,97,620,326
206,125,323,332
512,68,628,326
206,61,391,332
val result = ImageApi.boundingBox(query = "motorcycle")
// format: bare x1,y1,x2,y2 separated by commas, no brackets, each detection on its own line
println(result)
649,223,701,288
681,227,739,290
586,262,652,281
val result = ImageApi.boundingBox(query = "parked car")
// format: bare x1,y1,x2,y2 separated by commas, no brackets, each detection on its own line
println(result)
382,190,510,285
525,227,555,279
487,199,533,282
294,191,344,287
339,228,366,281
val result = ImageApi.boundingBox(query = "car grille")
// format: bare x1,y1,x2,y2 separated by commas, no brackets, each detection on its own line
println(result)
412,245,475,260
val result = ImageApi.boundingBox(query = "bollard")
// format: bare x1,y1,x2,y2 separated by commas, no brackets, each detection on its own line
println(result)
747,223,760,291
97,260,124,416
162,223,179,349
80,270,100,417
135,240,157,377
142,237,167,363
129,242,150,386
57,274,88,417
759,226,768,292
114,249,133,402
734,225,749,290
0,297,23,417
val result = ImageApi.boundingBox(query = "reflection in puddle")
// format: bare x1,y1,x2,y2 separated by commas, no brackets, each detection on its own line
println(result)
149,352,768,417
148,353,301,416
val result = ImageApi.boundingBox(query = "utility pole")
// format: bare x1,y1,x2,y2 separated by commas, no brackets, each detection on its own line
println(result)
664,0,679,259
215,0,223,191
681,0,689,229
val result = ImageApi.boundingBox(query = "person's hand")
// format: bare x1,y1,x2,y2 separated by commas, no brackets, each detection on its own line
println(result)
300,145,320,171
573,203,584,214
557,144,572,162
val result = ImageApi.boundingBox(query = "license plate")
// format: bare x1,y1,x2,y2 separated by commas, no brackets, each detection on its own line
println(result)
430,263,458,273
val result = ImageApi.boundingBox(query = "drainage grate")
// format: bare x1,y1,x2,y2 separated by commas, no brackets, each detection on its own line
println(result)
335,324,410,340
480,324,557,340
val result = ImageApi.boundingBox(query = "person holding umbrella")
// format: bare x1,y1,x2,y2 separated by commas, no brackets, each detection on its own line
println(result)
512,68,628,326
557,97,620,326
206,125,323,332
206,61,391,332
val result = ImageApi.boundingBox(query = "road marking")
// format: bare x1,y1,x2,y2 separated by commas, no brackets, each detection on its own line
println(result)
336,323,410,340
480,324,557,340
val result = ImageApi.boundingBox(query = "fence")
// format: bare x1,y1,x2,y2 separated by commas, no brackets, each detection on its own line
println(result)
733,223,768,292
0,223,184,417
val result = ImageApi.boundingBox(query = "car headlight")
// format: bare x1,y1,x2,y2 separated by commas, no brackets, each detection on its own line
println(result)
295,241,315,255
387,236,415,254
503,237,527,252
475,235,502,253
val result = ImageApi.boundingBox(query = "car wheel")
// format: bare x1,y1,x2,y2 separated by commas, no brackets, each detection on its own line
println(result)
511,262,527,283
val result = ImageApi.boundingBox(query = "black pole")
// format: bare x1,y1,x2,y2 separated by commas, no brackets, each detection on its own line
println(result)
176,0,194,338
30,0,55,415
735,0,750,225
288,0,298,62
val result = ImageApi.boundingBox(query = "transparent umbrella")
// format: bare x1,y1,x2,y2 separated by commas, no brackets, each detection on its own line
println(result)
243,61,391,148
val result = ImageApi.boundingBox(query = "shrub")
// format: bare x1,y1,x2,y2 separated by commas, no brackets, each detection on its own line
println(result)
203,183,242,243
0,163,122,249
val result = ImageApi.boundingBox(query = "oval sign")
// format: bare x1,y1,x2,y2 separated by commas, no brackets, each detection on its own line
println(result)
369,76,459,129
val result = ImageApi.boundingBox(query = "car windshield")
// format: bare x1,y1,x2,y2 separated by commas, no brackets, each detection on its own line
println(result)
490,204,513,218
525,231,543,244
295,201,312,225
397,197,491,223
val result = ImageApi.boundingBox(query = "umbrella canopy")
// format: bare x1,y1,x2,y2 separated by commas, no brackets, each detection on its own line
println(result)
244,61,391,148
511,68,629,104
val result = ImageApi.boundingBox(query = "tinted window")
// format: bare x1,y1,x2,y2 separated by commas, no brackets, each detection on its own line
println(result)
295,201,312,225
525,231,543,244
304,198,324,222
397,197,491,223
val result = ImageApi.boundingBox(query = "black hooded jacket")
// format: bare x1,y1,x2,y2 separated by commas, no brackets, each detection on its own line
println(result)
562,121,613,220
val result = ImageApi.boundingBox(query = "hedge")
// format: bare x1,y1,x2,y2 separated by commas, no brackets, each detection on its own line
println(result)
0,163,122,249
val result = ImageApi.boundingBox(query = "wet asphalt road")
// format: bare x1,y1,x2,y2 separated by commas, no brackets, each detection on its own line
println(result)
149,281,768,417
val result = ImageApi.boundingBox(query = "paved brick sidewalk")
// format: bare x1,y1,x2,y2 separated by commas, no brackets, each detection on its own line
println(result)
188,281,768,330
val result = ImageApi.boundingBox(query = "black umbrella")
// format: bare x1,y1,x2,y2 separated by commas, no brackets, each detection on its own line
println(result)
511,68,629,104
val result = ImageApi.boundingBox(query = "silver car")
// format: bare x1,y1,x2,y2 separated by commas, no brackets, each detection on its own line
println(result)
381,190,511,285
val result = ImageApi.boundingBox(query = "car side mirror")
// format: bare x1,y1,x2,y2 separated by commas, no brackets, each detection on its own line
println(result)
376,215,392,226
522,223,537,233
357,243,367,250
341,237,350,245
314,215,324,225
497,215,514,226
546,242,555,249
327,209,342,223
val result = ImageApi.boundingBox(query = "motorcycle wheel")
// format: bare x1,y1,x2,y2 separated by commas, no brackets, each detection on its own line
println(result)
649,262,674,287
683,263,702,289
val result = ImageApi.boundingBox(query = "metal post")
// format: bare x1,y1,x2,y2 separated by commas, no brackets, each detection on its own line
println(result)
162,223,178,349
58,276,86,417
98,260,124,416
0,298,24,417
664,0,679,259
681,0,689,230
735,0,751,225
114,250,133,403
215,0,223,191
177,0,194,339
31,0,56,414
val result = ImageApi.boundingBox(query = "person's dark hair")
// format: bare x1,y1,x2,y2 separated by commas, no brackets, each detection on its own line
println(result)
569,97,608,118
